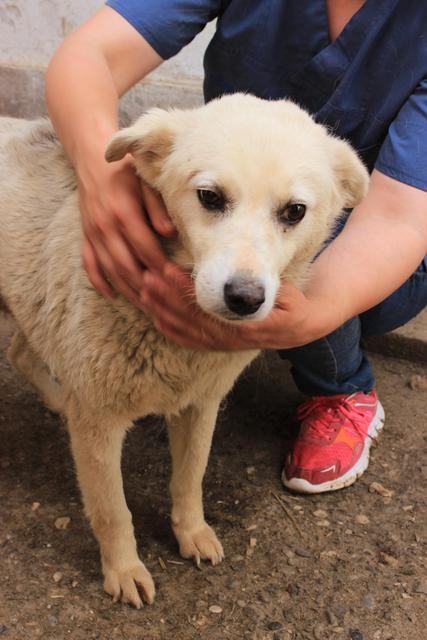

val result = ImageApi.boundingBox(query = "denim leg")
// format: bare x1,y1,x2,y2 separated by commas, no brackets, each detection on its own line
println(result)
360,256,427,336
280,317,375,396
279,255,427,397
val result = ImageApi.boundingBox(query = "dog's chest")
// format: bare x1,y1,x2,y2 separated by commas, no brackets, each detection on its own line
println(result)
62,309,257,419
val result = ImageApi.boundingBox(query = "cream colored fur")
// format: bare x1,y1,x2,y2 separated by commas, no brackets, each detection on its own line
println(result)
0,95,368,607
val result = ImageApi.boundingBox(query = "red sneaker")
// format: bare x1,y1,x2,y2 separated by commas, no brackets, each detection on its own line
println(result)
282,390,385,493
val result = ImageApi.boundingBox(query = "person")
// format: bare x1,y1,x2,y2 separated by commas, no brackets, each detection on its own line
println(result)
45,0,427,494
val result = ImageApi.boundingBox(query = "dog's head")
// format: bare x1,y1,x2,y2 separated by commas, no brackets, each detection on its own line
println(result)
106,94,368,321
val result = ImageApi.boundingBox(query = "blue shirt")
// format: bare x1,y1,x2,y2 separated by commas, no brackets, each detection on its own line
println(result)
106,0,427,191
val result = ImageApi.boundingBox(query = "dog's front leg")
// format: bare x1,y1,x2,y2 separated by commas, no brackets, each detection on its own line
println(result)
67,402,155,608
167,399,224,566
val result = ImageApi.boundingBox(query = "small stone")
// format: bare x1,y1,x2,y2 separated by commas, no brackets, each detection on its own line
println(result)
237,600,246,608
47,616,58,626
315,519,330,527
71,580,78,588
246,537,257,558
413,579,427,595
52,571,63,583
313,509,328,518
246,466,256,476
355,514,370,525
209,605,222,614
267,621,283,631
350,630,364,640
373,632,381,640
369,482,394,498
55,517,71,530
409,374,427,391
380,553,399,568
231,554,244,563
402,505,414,512
31,502,41,512
295,548,311,558
243,606,258,620
326,610,338,626
0,625,7,636
195,614,208,628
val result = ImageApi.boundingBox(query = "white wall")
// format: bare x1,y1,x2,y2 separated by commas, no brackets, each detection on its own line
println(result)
0,0,214,117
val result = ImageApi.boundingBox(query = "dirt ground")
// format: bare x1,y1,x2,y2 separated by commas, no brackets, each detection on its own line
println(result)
0,318,426,640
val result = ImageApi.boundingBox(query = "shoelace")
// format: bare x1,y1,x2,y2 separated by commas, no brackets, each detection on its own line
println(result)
297,395,370,439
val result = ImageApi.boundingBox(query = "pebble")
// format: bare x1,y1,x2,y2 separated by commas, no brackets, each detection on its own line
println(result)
209,605,222,614
47,616,58,627
31,502,41,512
267,621,283,631
54,517,71,530
315,519,330,527
355,514,370,525
243,606,258,620
413,579,427,595
246,466,256,476
52,571,63,583
326,610,338,626
369,482,394,498
295,548,312,558
350,630,364,640
380,552,399,568
313,509,328,518
0,625,7,636
409,374,427,390
237,600,246,608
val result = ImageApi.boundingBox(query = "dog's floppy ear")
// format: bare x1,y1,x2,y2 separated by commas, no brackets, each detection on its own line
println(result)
329,137,369,208
105,108,181,184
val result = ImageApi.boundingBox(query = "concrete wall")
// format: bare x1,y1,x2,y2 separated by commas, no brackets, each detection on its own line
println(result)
0,0,213,119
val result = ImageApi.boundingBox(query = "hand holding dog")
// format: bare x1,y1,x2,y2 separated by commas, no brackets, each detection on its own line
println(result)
140,265,333,351
79,156,176,307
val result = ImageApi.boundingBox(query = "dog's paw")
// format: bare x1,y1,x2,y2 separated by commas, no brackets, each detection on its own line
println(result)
103,561,155,609
173,523,225,567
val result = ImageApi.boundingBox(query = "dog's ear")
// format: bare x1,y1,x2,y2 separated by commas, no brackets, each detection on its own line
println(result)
329,137,369,208
105,108,181,184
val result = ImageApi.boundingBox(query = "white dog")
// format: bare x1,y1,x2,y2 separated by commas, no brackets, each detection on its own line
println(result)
0,94,368,607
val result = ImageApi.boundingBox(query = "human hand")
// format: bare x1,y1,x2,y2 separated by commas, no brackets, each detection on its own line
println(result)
78,155,175,306
140,265,336,351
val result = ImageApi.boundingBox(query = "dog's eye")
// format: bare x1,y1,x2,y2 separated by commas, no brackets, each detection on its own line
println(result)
279,203,306,225
197,189,226,212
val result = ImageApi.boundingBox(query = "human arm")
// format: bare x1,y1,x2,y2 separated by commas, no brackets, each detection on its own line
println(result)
139,170,427,350
45,6,174,304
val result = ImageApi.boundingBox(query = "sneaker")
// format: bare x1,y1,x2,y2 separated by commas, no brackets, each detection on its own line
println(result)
282,390,385,493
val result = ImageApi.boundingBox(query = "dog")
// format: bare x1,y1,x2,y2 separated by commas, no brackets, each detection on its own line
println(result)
0,94,368,607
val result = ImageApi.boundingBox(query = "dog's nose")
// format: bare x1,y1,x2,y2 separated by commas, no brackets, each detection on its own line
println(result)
224,276,265,316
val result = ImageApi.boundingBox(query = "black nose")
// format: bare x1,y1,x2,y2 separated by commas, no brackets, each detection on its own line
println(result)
224,276,265,316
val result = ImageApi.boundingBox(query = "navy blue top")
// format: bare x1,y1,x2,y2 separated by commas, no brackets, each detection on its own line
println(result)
106,0,427,191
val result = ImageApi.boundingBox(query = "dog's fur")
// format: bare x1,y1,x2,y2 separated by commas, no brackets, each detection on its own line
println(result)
0,95,368,607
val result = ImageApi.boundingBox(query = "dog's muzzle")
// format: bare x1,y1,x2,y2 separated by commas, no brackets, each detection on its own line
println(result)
223,274,265,317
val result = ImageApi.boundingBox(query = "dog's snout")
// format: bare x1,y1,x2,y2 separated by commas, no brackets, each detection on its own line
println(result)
224,276,265,316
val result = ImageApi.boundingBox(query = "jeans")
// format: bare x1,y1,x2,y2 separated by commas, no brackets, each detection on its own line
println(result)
279,248,427,397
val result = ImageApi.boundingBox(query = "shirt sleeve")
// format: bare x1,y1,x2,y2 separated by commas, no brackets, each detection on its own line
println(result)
375,78,427,192
105,0,221,60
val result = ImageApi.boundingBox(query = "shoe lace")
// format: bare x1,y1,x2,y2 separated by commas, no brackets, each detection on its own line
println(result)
297,394,369,439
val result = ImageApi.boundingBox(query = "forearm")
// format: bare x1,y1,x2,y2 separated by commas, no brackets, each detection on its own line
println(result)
45,7,163,176
306,170,427,330
46,40,119,173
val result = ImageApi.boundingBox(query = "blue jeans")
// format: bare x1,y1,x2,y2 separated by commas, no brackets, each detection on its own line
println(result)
279,254,427,397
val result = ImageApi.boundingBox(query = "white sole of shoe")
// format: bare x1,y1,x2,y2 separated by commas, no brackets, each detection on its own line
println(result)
281,401,385,494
